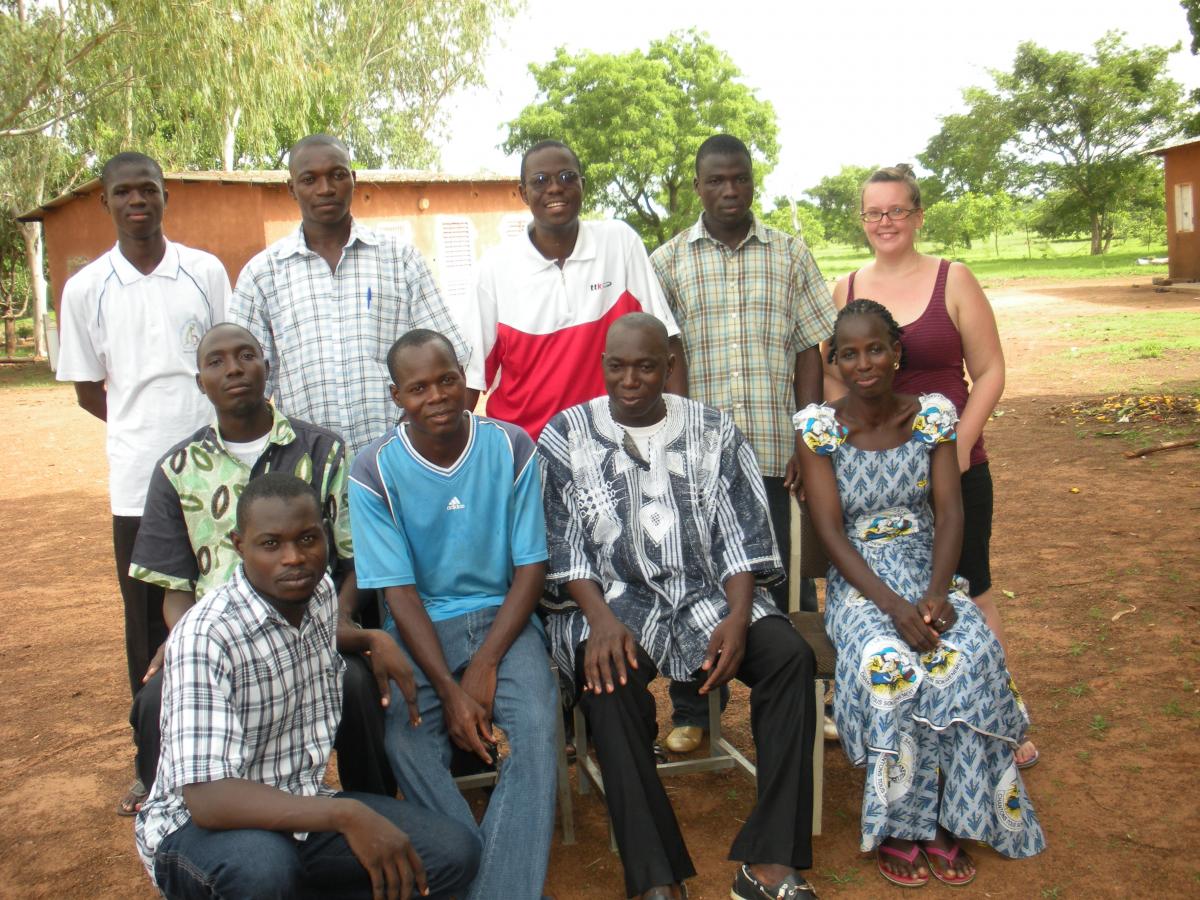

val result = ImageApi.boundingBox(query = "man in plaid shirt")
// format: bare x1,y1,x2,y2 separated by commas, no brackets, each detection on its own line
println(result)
134,472,480,899
650,134,836,752
231,134,471,459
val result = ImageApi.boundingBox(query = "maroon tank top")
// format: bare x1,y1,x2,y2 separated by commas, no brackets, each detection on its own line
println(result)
847,259,986,466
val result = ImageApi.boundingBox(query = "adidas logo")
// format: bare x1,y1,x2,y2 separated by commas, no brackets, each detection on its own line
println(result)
446,496,465,511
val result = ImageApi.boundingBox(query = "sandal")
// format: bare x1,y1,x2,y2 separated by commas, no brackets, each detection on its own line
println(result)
117,778,148,817
920,843,976,886
877,842,929,888
1016,740,1039,770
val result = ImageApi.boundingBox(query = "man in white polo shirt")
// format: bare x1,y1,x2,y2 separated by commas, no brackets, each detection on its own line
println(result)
462,140,686,440
56,151,230,815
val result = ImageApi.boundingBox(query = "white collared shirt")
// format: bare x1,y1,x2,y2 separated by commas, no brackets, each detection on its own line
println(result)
56,240,230,514
230,221,468,458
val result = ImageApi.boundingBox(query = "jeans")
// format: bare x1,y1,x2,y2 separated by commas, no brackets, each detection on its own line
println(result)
152,791,480,899
386,607,558,900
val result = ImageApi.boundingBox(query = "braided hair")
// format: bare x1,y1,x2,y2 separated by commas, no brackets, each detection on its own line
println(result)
826,298,905,367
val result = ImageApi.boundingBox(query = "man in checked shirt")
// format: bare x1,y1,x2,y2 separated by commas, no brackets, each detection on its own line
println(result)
134,473,479,899
230,134,473,461
650,134,836,754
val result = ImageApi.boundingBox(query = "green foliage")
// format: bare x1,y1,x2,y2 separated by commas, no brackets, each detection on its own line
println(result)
922,192,1015,253
503,30,778,249
1184,1,1200,54
761,197,825,247
804,164,875,248
920,33,1186,255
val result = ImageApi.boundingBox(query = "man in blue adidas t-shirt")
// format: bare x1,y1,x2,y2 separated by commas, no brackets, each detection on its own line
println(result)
349,329,557,900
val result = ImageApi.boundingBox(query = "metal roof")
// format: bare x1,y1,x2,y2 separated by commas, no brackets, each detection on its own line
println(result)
17,169,517,221
1145,136,1200,156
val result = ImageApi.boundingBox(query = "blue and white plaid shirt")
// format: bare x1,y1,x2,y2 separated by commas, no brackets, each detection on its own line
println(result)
231,221,469,457
134,566,343,883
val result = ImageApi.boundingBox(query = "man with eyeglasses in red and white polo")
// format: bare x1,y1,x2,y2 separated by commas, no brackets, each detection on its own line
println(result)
462,140,687,440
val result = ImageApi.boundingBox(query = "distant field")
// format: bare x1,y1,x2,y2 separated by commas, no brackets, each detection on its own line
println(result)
812,232,1169,284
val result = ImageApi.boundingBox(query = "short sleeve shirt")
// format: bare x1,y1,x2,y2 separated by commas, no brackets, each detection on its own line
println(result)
349,413,547,623
134,567,343,882
230,222,469,458
650,215,836,477
462,219,680,439
130,406,353,599
56,241,230,514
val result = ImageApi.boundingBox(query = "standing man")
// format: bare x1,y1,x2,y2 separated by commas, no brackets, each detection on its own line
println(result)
650,134,836,753
462,140,686,440
55,152,230,814
230,134,470,458
134,473,480,900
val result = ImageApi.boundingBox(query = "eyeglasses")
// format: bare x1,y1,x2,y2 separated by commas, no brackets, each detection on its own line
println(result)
526,170,581,191
860,206,920,223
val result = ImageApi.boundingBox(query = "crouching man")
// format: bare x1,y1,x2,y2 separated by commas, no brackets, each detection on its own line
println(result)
134,473,480,899
538,313,820,900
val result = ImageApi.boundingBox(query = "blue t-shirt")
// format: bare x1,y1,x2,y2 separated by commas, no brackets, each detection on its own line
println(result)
348,413,548,623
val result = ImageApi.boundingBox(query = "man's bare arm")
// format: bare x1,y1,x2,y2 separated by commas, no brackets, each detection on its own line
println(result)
74,381,107,421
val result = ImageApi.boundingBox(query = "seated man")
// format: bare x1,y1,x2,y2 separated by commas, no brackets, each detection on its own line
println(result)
348,329,559,900
538,313,819,900
134,472,480,899
129,323,399,803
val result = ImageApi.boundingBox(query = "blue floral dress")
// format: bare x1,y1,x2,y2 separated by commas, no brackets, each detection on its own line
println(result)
795,394,1045,858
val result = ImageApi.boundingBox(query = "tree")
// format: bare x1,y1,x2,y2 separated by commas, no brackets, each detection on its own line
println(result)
922,192,1014,254
1184,1,1200,54
761,196,825,247
504,30,778,249
918,88,1025,199
0,215,31,356
804,165,874,248
923,33,1186,255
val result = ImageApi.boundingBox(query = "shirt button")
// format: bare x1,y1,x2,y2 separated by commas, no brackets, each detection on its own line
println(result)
731,372,740,379
730,313,738,320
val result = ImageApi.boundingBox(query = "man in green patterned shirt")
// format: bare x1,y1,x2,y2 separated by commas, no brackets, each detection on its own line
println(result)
125,323,405,811
651,134,836,751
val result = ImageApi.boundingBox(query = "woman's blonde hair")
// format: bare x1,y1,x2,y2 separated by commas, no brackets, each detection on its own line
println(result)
862,163,921,209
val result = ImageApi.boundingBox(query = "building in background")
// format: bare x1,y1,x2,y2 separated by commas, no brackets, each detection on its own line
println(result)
18,170,531,329
1149,138,1199,283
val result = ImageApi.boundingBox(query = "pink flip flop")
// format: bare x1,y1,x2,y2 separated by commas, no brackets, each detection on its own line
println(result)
920,843,976,886
878,842,929,888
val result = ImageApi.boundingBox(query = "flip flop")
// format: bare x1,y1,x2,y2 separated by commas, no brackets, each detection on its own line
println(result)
117,778,148,817
1016,741,1040,770
877,842,929,888
920,843,976,886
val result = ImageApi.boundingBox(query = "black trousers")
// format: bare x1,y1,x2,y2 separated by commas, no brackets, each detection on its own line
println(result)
131,652,396,796
114,515,167,700
577,616,816,897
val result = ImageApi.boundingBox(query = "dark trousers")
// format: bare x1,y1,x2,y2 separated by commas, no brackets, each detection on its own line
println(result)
132,653,396,796
114,515,167,700
577,616,816,897
669,476,816,728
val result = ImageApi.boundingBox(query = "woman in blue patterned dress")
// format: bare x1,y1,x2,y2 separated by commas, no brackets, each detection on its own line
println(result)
795,300,1044,888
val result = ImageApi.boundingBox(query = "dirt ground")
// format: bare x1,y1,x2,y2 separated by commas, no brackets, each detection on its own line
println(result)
1,279,1197,899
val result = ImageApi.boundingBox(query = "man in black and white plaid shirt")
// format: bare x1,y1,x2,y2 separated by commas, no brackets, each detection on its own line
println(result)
230,134,472,459
134,473,479,899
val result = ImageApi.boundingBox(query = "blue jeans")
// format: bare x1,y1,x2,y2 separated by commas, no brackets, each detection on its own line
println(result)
386,608,558,900
152,791,480,899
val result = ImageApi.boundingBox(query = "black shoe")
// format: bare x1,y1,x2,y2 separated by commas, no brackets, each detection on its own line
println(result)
731,864,818,899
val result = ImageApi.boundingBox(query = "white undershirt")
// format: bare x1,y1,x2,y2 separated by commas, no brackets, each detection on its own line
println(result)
622,417,668,459
224,432,271,469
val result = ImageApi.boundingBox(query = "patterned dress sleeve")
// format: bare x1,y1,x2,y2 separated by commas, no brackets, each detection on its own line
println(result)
792,403,847,456
912,393,959,447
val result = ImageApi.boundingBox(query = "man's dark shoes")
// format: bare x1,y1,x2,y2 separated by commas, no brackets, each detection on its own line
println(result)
731,864,818,899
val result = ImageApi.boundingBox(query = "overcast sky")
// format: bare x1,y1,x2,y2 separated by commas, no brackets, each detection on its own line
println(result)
436,0,1200,200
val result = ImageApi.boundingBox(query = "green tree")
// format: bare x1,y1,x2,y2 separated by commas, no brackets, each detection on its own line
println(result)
1184,1,1199,54
918,88,1025,199
804,165,874,247
924,33,1185,255
504,30,778,249
761,196,825,247
922,192,1015,254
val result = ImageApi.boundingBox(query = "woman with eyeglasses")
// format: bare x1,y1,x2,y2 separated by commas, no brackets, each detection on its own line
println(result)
827,164,1040,771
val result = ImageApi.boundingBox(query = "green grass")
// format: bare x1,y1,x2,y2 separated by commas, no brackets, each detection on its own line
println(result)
1061,311,1200,363
0,360,57,389
812,232,1169,284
